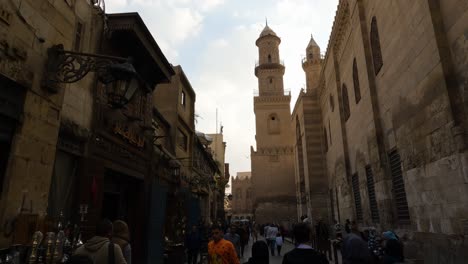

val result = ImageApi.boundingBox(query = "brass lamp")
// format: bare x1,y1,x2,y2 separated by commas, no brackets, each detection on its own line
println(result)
42,44,147,109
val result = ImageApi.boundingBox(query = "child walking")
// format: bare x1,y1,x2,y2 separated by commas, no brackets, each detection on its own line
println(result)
275,233,283,256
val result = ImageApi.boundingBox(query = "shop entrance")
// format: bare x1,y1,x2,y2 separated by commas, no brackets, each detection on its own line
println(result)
0,74,25,196
0,116,14,195
101,169,144,262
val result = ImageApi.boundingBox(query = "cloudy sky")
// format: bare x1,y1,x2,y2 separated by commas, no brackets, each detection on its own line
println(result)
106,0,338,191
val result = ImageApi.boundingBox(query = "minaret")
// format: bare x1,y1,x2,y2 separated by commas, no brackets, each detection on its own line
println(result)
251,23,297,224
302,34,322,92
292,33,328,223
255,23,286,96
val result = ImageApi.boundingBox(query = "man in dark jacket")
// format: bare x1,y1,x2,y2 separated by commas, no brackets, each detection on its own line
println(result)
186,225,202,264
282,223,328,264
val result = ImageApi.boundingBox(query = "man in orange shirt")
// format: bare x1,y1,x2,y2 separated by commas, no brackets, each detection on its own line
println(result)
208,225,240,264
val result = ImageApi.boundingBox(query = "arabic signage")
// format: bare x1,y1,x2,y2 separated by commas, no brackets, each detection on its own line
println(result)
113,122,145,148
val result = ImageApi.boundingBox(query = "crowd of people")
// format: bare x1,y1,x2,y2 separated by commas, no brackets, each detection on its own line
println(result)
201,217,405,264
67,217,404,264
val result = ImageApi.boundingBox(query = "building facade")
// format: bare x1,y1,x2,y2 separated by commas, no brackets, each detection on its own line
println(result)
251,24,297,224
231,172,253,220
303,0,468,262
0,0,106,248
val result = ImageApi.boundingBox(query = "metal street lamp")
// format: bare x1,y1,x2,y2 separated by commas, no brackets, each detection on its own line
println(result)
42,44,149,109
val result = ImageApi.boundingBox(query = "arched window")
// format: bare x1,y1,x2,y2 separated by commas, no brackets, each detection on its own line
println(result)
342,84,350,121
268,113,280,134
353,58,361,103
370,17,383,74
329,95,335,112
269,77,273,84
323,128,328,152
268,54,272,63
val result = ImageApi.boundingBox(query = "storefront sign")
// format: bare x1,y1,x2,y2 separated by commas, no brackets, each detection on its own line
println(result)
113,122,145,148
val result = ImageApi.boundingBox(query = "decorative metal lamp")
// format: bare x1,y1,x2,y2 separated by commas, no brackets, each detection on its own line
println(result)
42,44,148,109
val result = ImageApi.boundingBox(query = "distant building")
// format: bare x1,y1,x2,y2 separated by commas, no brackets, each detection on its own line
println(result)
231,172,253,221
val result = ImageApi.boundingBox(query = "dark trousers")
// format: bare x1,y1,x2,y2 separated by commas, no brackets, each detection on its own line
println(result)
187,249,199,264
268,239,276,256
277,245,282,256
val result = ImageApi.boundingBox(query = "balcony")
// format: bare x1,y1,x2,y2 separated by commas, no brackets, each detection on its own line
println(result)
255,59,285,67
253,89,291,97
254,60,285,76
301,54,325,64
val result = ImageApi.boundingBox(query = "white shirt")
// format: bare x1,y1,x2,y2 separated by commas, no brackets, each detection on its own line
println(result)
275,236,283,246
266,226,278,239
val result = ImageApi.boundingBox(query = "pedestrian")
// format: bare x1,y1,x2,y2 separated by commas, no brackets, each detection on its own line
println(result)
275,233,283,256
224,227,241,258
265,224,278,256
72,219,127,264
245,241,269,264
341,222,371,264
381,231,404,264
208,225,240,264
186,225,202,264
315,218,329,253
252,224,258,242
239,224,249,258
332,219,342,239
344,219,351,234
282,223,328,264
112,220,132,264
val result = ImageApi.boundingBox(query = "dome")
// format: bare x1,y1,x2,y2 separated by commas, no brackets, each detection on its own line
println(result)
259,25,277,38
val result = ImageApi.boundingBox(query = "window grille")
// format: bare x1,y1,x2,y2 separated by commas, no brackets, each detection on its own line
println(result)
342,84,350,121
74,22,83,51
353,58,361,103
323,128,328,152
365,166,379,223
388,149,410,222
352,173,363,221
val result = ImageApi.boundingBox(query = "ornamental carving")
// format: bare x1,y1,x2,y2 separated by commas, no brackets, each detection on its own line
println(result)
0,39,32,85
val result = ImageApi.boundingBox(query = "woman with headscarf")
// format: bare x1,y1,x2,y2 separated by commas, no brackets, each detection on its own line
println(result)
382,231,404,264
112,220,132,264
245,241,269,264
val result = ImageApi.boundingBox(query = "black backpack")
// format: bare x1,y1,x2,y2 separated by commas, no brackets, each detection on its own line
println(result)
69,242,115,264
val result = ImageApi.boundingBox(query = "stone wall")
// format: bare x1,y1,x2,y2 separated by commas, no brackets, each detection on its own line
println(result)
0,0,101,247
316,0,468,262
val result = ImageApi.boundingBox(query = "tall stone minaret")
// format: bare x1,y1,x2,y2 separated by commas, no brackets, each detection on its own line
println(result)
293,33,328,223
250,23,297,224
302,34,322,92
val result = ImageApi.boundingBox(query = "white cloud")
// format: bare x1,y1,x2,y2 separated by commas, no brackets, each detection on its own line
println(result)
195,0,225,12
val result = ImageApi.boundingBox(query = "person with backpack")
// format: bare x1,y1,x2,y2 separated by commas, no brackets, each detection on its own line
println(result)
72,219,127,264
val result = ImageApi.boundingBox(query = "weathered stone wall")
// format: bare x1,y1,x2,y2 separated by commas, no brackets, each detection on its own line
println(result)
0,0,100,247
316,0,468,262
